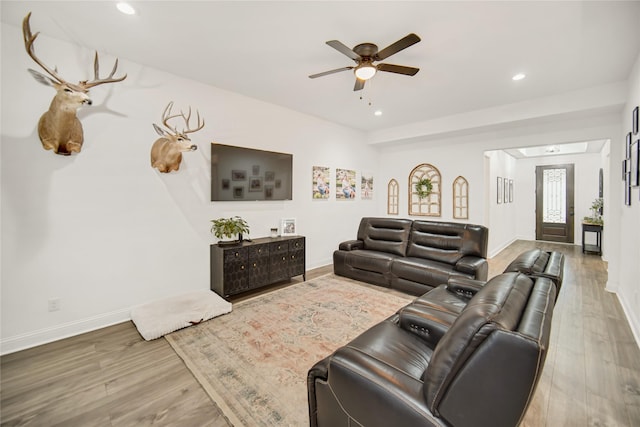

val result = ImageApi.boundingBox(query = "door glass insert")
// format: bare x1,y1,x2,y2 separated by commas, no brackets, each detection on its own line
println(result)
542,168,566,223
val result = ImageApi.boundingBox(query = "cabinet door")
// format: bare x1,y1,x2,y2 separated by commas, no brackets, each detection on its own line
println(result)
223,248,249,295
248,244,270,289
269,241,290,282
289,237,305,278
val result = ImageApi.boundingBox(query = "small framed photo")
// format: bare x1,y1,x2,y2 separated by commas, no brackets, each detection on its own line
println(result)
252,165,260,176
232,170,246,181
627,132,633,159
497,177,503,204
633,106,639,135
221,179,230,190
264,185,274,199
503,177,509,203
233,186,244,199
632,140,639,187
509,179,514,203
265,171,275,182
623,159,628,181
248,177,263,192
281,218,296,236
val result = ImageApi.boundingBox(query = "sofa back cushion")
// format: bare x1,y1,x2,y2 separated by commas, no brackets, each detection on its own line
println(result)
423,272,555,427
406,221,488,264
357,217,413,257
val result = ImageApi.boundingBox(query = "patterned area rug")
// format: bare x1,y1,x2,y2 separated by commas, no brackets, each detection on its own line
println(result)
165,274,413,426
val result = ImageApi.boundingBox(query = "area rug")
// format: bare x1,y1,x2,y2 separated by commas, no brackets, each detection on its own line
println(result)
165,274,413,426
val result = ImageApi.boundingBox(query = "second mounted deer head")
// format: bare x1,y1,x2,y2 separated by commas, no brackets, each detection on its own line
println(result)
150,102,205,173
22,12,127,155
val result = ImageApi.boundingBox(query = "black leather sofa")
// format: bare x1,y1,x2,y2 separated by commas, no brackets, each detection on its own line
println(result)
308,272,557,427
333,217,489,295
503,248,565,296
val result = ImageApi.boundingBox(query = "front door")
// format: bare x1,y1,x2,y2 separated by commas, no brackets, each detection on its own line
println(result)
535,164,575,243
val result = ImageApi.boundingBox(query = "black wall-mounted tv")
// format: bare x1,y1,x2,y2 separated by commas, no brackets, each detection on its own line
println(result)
211,143,293,201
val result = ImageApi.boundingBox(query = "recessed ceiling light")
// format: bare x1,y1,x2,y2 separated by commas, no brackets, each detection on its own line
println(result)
374,110,382,116
512,73,526,81
116,2,136,15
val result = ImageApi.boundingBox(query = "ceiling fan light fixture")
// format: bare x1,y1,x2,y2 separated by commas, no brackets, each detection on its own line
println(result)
355,63,377,80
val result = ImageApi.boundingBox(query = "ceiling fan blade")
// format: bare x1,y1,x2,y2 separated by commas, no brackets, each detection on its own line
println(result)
353,78,365,91
375,33,421,61
377,63,420,76
309,67,353,79
326,40,361,61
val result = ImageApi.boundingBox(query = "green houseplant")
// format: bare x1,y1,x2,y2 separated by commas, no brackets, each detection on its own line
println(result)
210,216,250,245
583,197,604,226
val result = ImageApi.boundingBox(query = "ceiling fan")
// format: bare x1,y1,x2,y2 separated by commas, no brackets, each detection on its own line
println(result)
309,33,421,91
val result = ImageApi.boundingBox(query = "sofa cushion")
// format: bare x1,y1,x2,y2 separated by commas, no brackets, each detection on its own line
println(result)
392,257,469,285
406,221,488,265
504,249,549,275
357,217,413,257
345,250,398,274
423,273,534,409
503,249,565,292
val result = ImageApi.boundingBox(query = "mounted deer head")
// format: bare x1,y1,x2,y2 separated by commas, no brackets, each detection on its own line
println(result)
150,102,205,173
22,12,127,155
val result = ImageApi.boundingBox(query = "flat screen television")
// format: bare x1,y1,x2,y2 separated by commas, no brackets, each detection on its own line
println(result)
211,143,293,201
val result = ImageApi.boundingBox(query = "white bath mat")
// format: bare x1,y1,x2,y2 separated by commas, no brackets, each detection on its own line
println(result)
131,290,232,340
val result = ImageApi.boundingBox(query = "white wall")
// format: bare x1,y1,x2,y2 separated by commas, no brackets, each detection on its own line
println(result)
513,152,603,244
377,113,620,256
614,52,640,344
0,23,379,354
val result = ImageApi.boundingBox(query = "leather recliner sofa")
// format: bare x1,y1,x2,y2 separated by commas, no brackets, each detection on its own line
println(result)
307,272,556,427
333,217,489,295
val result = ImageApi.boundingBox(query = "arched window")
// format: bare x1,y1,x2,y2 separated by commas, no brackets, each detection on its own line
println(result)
387,179,399,215
408,163,441,216
453,176,469,219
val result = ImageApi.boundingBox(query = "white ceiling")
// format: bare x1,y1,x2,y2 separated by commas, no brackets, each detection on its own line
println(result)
2,1,640,135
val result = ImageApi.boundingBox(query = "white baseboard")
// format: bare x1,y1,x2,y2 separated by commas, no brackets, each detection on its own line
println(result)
0,309,132,355
616,292,640,350
489,237,517,258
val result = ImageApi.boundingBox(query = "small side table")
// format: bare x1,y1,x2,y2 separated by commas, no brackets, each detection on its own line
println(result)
582,222,603,255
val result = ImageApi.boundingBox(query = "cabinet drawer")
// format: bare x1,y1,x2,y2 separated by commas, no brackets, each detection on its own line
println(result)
224,248,248,263
289,238,305,251
270,241,288,254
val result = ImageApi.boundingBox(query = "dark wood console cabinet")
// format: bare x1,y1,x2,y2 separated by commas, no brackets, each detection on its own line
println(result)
210,236,305,298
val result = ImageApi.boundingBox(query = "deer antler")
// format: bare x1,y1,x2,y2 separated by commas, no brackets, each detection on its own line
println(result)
181,106,205,135
81,52,127,89
161,102,183,134
161,102,205,135
22,12,65,84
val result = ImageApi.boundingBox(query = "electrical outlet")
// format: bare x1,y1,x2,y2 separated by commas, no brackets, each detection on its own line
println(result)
48,298,60,312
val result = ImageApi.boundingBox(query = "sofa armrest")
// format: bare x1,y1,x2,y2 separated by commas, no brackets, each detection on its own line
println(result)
338,240,364,251
455,256,488,280
446,276,486,298
399,304,457,347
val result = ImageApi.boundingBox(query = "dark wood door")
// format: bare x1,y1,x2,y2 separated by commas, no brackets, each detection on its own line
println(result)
535,164,575,243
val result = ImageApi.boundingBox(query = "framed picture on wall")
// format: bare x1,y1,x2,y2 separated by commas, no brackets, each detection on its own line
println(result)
281,218,297,236
633,106,639,135
632,140,639,187
502,178,509,203
497,177,503,204
509,180,514,202
627,132,633,158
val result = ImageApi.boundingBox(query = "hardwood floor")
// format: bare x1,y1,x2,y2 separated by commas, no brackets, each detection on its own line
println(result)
1,243,638,426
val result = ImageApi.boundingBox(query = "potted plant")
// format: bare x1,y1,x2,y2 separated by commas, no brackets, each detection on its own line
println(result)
210,216,250,245
583,197,604,226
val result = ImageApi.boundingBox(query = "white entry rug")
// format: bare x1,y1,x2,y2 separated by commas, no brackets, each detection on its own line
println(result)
131,290,232,340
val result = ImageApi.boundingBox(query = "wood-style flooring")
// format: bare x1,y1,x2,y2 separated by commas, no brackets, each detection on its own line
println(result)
1,241,639,426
